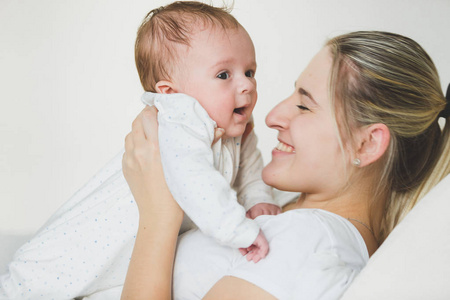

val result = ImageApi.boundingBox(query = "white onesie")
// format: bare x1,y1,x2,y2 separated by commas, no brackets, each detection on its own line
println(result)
0,151,136,299
173,209,369,300
141,92,276,248
0,93,275,299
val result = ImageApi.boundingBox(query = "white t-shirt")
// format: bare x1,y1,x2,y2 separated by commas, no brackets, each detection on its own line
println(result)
173,209,369,300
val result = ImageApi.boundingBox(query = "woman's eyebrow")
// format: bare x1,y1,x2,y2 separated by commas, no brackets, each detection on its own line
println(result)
298,87,318,106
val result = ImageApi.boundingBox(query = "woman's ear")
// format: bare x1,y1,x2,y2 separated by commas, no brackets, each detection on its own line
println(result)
356,123,390,167
155,80,177,94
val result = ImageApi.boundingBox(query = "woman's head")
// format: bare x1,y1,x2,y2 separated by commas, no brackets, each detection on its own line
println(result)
264,31,449,242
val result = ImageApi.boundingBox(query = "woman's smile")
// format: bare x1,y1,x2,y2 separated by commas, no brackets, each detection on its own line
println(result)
275,141,295,153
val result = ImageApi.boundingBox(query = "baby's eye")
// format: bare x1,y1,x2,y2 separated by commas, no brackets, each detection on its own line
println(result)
217,72,230,80
297,105,310,112
245,70,255,78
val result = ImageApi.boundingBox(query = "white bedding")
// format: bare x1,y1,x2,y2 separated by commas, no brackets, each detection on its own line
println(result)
1,176,448,299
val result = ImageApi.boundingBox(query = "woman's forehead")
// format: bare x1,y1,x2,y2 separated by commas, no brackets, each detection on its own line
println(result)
295,47,332,103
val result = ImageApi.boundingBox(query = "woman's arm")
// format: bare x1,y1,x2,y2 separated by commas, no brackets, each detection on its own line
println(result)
121,106,183,300
204,277,277,299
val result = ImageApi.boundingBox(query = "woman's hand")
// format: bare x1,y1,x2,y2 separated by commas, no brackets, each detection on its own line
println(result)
123,106,223,221
121,106,182,300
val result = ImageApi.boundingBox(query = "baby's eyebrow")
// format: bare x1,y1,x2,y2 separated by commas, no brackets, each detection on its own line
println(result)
211,58,256,70
211,59,234,69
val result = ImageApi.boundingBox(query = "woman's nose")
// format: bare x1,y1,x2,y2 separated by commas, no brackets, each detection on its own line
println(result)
265,98,291,131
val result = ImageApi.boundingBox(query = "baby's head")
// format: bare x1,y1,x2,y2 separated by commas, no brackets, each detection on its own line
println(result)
136,1,239,92
135,1,258,138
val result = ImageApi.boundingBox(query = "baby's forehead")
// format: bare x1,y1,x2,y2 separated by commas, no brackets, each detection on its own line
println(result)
185,19,242,41
172,23,245,57
169,24,255,75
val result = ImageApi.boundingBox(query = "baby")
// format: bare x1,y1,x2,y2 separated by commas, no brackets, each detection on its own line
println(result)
0,2,279,299
135,1,280,260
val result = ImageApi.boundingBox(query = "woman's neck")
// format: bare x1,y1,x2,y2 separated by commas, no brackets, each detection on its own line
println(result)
283,185,382,256
286,189,370,214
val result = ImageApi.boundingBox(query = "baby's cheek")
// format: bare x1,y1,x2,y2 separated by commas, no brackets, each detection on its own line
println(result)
208,109,227,127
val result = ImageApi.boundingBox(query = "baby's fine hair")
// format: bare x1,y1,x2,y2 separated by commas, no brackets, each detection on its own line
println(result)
327,31,449,243
135,1,240,92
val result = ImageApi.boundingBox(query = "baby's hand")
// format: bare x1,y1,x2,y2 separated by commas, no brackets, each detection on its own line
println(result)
239,230,269,263
246,203,281,219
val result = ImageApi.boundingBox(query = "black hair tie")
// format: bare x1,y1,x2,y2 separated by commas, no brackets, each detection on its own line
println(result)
439,83,450,119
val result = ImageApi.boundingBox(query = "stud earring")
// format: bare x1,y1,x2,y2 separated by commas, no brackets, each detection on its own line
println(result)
352,158,361,167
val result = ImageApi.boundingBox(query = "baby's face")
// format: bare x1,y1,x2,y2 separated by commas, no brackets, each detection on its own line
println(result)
173,25,257,138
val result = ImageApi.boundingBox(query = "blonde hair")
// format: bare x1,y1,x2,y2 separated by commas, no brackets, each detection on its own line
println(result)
135,1,239,92
327,31,449,243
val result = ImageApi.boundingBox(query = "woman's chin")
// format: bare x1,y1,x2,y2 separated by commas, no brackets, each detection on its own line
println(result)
262,164,278,188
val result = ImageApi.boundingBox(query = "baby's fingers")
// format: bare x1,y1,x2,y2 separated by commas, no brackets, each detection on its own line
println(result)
266,207,282,216
250,253,262,263
246,251,257,262
239,248,249,256
249,245,268,263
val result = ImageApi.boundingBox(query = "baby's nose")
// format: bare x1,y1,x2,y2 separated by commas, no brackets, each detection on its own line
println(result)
239,77,256,94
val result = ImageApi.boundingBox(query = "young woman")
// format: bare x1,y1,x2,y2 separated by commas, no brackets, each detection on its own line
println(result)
121,31,450,299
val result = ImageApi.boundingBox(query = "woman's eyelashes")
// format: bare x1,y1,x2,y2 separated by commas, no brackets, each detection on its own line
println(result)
297,104,310,111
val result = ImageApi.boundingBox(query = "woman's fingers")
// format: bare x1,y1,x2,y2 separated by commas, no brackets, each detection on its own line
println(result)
124,132,133,153
213,128,225,145
125,106,159,168
131,110,146,149
141,106,159,142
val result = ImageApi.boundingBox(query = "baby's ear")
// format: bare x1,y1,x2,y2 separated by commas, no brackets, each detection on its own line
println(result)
155,80,177,94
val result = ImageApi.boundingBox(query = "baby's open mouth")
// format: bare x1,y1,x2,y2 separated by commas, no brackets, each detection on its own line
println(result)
233,107,245,115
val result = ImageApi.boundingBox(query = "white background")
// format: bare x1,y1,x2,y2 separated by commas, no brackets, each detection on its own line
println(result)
1,0,449,234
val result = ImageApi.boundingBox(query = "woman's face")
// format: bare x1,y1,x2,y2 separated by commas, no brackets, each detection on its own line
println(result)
262,47,348,197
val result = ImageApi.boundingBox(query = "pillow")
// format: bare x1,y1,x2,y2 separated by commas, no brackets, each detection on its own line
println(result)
341,174,450,299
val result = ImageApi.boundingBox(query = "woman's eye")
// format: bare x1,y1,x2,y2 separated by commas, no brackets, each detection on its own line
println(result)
217,72,229,80
297,105,310,111
245,70,255,78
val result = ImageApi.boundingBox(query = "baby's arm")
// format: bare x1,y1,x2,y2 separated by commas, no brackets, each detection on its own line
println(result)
142,93,260,249
234,121,281,219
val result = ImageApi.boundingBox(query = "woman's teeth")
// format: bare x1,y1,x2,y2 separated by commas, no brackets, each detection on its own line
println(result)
276,142,295,153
